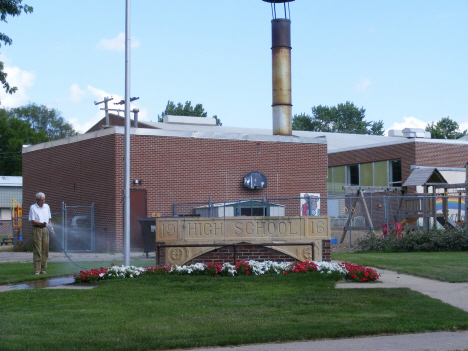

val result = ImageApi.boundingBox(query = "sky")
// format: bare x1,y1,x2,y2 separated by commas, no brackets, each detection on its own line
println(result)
1,0,467,135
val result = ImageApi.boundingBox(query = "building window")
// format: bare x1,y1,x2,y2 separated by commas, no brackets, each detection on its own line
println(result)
389,159,402,186
374,161,388,186
348,165,359,186
360,163,373,186
327,159,401,194
333,166,346,194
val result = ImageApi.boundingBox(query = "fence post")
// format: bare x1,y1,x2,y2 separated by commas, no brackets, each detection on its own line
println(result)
10,208,16,246
209,195,213,218
384,195,388,233
62,202,66,252
348,196,352,246
422,195,427,230
91,202,95,252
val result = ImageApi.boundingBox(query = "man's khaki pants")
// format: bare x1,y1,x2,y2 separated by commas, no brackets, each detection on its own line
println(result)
33,227,49,274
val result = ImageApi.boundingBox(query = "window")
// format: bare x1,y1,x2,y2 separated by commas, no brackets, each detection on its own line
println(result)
333,166,346,194
389,159,402,186
374,161,388,186
327,159,401,194
360,163,373,186
348,165,359,186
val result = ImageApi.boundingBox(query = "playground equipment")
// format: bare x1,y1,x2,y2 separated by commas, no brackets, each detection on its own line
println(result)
338,165,468,243
1,199,22,246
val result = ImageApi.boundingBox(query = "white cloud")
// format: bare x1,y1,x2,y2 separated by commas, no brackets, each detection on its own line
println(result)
69,84,87,103
459,120,468,133
384,116,428,135
96,33,141,52
438,12,456,19
68,85,144,133
0,63,35,107
354,77,371,92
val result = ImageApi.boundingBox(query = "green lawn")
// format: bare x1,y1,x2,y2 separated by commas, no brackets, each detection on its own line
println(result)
332,251,468,282
0,259,156,285
1,274,468,351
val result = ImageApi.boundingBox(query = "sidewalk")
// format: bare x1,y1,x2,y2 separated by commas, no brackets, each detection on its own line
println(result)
336,267,468,313
180,331,468,351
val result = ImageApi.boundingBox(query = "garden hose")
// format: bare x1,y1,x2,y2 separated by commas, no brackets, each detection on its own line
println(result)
50,232,89,270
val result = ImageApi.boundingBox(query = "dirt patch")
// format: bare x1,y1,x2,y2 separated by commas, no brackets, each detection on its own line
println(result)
330,229,374,253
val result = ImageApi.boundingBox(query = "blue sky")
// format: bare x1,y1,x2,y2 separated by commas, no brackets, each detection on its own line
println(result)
1,0,467,134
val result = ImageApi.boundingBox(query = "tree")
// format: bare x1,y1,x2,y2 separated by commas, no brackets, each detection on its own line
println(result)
425,117,467,140
0,109,48,175
0,1,33,99
157,100,222,126
8,103,78,140
292,101,384,135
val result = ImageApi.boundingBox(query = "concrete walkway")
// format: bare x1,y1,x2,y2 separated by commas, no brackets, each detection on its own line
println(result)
179,332,468,351
336,267,468,313
2,252,468,350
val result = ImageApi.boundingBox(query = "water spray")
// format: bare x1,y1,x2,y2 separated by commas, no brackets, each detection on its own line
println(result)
49,224,89,270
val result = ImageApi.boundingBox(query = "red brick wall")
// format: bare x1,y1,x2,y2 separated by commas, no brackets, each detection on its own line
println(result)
322,239,331,261
414,142,468,169
185,245,296,265
328,142,416,186
157,241,332,265
23,134,119,251
23,132,328,253
328,141,468,185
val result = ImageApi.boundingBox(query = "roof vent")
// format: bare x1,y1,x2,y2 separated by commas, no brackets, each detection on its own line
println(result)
163,115,216,126
401,128,430,139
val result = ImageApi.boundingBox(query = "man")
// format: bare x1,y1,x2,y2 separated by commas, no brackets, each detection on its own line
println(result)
29,192,55,275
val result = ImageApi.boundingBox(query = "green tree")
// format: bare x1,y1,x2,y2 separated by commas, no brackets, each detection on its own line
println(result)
425,117,467,139
157,100,222,126
8,103,78,140
0,1,33,99
292,101,384,135
0,109,48,175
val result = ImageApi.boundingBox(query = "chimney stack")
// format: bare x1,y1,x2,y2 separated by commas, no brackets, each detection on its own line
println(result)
263,0,295,136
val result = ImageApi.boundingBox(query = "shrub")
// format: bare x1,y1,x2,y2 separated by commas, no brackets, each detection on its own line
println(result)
356,228,468,252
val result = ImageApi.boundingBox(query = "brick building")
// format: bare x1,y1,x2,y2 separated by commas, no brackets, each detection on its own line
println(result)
22,118,328,253
22,116,468,257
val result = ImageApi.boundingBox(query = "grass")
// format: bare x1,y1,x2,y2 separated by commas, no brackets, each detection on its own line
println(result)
1,274,468,351
332,251,468,282
0,259,156,285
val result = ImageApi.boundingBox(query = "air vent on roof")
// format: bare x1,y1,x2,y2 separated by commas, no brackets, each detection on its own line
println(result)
402,128,429,138
163,115,216,126
388,128,430,139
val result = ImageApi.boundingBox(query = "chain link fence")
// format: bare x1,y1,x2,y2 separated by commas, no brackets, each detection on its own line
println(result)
4,203,95,252
174,194,467,233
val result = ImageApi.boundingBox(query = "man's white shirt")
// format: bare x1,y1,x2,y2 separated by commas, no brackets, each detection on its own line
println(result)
29,203,51,224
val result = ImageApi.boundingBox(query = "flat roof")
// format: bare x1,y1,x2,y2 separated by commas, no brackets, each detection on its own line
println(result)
23,126,327,154
23,122,468,154
0,176,22,187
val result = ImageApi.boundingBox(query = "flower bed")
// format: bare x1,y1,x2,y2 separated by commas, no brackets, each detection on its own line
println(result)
342,262,379,282
74,261,379,284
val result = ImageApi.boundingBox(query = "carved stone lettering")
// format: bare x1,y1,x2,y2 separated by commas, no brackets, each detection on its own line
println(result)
156,216,330,265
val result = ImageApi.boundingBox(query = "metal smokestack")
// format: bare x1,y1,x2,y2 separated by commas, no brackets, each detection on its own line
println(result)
263,0,294,136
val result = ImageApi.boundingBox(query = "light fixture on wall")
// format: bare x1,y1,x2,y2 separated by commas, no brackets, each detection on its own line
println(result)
132,179,143,185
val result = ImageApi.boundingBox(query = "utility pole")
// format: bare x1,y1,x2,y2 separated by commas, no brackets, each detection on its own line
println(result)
94,97,114,126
